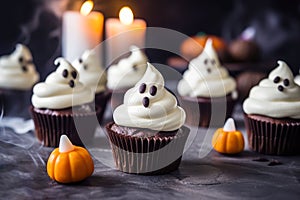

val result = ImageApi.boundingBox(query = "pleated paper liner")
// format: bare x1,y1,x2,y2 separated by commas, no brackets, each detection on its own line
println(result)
244,114,300,155
105,122,190,175
179,94,236,127
30,104,103,147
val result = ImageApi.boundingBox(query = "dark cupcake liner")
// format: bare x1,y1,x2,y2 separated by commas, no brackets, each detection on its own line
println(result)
95,90,111,124
179,94,236,127
244,114,300,155
30,105,103,147
105,122,190,175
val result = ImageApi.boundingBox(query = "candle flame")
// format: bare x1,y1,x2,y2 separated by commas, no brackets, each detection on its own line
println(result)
119,6,134,25
80,0,94,16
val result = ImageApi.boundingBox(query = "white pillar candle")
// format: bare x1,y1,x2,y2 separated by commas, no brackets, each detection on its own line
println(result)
105,6,147,65
62,1,104,62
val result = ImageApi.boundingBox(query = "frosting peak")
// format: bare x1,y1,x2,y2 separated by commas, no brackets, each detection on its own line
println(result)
72,49,107,93
32,57,94,109
177,40,237,98
107,46,148,90
0,44,39,90
295,69,300,86
243,60,300,118
113,63,186,132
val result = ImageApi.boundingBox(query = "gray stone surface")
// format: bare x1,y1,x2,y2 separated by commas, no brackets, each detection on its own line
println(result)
0,104,300,200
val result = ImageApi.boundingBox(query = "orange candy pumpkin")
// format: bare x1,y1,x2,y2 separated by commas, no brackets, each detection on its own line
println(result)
212,118,244,154
47,135,94,183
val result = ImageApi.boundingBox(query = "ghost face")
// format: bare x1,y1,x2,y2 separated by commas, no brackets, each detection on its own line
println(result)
18,55,33,73
56,61,78,88
272,75,291,92
138,82,158,108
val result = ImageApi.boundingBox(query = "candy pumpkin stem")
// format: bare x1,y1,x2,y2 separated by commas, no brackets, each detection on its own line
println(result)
59,135,74,153
223,118,236,132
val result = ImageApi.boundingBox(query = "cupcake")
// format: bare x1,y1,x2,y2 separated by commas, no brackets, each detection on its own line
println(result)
177,39,238,127
243,60,300,155
0,44,39,118
107,45,148,109
72,49,110,123
106,63,189,175
31,57,101,147
294,69,300,86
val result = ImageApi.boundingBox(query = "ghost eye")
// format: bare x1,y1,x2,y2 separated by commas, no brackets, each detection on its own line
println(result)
62,69,68,78
71,71,77,79
283,79,289,87
273,76,280,83
150,85,157,96
139,83,146,93
19,57,23,63
132,65,138,71
22,66,28,72
78,58,83,63
211,59,216,65
277,85,284,92
204,59,208,65
83,65,88,70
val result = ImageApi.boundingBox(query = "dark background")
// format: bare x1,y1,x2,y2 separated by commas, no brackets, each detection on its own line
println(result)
1,0,300,80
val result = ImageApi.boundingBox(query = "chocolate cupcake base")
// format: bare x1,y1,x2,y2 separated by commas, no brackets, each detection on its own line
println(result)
179,94,236,127
244,114,300,155
30,104,103,147
105,122,190,175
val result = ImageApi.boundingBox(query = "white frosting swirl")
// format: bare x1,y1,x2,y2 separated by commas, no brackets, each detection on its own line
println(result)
294,70,300,86
243,60,300,118
0,44,39,90
32,58,94,109
177,39,237,98
107,45,148,90
113,63,186,132
72,49,107,93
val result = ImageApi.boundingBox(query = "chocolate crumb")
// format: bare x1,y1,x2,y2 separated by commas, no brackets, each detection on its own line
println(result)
62,69,68,78
268,159,282,166
83,65,88,70
142,97,150,108
150,86,157,96
252,157,269,162
139,83,146,94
